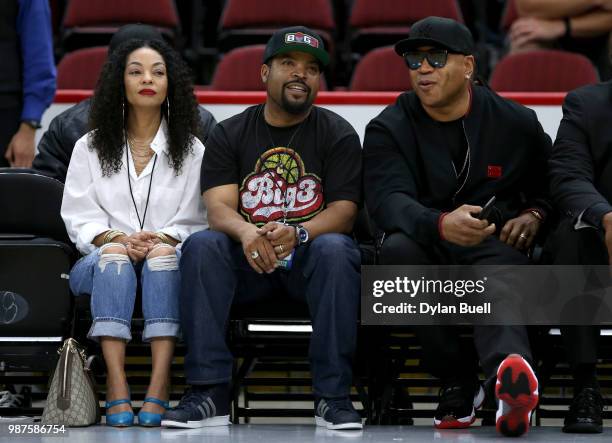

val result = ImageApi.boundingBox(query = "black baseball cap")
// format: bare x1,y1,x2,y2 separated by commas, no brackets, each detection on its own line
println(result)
394,16,475,56
263,26,329,67
109,24,164,54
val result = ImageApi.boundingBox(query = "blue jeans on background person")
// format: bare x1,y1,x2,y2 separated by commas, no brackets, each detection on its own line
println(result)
179,230,361,399
69,245,182,342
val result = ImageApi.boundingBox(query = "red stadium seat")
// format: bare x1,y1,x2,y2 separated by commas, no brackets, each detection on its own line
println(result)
350,46,412,91
63,0,178,28
210,45,327,91
218,0,335,57
210,45,268,91
500,0,518,31
490,49,599,92
349,0,464,53
61,0,180,51
221,0,334,29
56,46,108,90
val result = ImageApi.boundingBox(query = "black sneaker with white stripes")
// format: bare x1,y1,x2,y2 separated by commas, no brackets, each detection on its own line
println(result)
315,397,363,430
162,385,230,428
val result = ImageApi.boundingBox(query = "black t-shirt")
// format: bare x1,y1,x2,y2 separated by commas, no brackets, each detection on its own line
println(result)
201,104,362,226
437,118,468,182
419,111,469,188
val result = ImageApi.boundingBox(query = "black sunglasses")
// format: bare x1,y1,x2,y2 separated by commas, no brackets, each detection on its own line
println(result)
403,49,450,70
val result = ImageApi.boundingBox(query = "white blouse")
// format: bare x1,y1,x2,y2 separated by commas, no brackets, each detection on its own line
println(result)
61,121,208,255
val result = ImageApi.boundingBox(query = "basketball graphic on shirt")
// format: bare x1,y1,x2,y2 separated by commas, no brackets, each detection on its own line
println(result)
260,150,301,184
241,147,324,225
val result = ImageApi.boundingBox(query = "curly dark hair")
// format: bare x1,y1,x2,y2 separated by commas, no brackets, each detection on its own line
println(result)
89,39,200,176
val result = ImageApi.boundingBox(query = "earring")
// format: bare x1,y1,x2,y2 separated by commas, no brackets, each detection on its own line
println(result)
122,99,125,123
166,97,170,126
466,73,472,79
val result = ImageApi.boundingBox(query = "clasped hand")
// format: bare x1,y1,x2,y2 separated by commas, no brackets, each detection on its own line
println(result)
241,222,297,274
115,231,161,262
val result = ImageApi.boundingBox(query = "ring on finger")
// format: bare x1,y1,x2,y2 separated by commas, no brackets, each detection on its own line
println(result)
250,250,260,260
278,244,284,254
519,233,528,240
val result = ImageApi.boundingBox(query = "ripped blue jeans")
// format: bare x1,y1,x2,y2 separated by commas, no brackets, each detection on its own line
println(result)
69,243,181,342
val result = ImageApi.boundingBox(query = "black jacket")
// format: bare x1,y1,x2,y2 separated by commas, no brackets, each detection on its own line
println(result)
32,98,217,182
363,84,552,245
549,81,612,228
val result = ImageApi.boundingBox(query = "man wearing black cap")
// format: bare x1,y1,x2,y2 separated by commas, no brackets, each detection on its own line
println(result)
32,24,216,182
163,26,363,429
363,17,551,437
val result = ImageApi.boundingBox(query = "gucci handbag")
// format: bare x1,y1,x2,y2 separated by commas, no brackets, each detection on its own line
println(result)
41,338,100,426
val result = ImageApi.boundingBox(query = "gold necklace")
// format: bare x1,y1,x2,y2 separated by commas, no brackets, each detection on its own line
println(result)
130,147,153,158
127,132,155,146
127,135,154,156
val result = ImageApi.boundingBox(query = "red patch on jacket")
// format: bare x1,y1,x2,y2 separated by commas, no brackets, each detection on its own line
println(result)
487,165,502,178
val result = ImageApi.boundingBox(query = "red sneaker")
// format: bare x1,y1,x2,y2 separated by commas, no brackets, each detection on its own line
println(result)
495,354,539,437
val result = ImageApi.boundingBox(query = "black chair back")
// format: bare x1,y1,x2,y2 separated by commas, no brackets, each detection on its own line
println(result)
0,168,71,245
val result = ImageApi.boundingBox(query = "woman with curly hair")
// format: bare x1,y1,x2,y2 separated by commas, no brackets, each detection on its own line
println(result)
61,38,207,427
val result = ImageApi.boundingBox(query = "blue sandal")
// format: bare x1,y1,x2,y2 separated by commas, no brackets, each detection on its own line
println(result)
105,398,134,427
138,397,170,427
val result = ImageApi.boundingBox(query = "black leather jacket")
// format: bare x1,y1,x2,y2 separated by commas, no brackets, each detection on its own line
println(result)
33,98,217,182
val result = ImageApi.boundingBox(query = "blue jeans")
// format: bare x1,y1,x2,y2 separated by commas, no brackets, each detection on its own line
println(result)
70,246,181,342
179,230,361,398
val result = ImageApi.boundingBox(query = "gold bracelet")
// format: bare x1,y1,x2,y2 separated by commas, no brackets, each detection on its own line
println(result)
103,230,125,244
102,230,114,244
529,209,544,222
156,232,172,244
104,230,123,244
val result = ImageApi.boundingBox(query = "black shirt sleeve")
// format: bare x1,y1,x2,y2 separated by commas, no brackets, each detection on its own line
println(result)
200,123,239,194
363,114,442,245
323,124,362,205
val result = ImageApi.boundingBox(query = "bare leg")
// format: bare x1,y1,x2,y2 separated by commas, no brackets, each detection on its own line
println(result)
101,337,132,414
141,337,175,414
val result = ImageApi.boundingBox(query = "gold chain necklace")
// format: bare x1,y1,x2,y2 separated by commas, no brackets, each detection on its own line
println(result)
127,133,155,159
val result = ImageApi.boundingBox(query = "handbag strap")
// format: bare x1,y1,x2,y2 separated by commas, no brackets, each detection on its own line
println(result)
84,355,96,371
105,398,131,408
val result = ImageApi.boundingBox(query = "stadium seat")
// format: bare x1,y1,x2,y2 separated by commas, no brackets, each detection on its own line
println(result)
210,45,328,91
500,0,518,32
0,170,76,373
217,0,335,57
60,0,180,52
350,46,412,91
349,0,464,53
490,49,599,92
210,45,268,91
57,46,108,90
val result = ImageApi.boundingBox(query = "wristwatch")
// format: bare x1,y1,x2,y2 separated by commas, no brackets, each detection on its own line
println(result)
22,120,42,130
294,224,310,246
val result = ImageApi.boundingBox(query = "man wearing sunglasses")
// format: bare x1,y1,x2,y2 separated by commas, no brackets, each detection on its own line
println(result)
363,17,552,437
